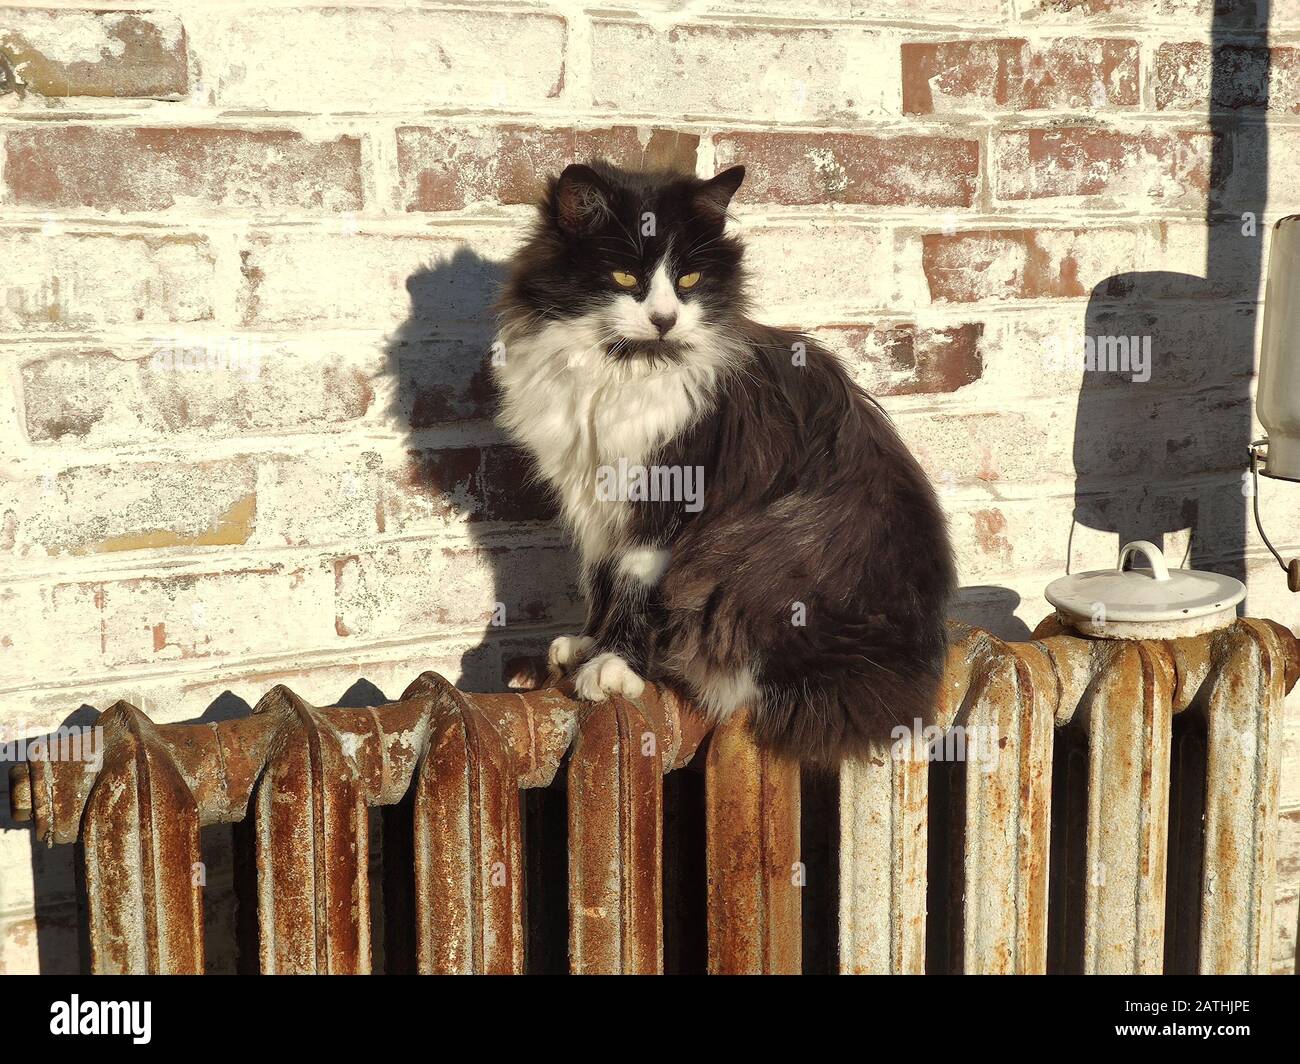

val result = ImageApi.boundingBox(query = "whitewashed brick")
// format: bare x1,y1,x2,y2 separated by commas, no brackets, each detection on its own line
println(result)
186,8,566,112
742,222,900,317
236,229,513,330
2,458,257,559
0,230,214,331
589,18,895,120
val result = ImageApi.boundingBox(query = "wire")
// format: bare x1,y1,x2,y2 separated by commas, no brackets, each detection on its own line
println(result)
1250,450,1289,573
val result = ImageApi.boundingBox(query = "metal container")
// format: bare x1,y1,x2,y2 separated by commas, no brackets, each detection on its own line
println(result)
1259,214,1300,481
1045,540,1246,639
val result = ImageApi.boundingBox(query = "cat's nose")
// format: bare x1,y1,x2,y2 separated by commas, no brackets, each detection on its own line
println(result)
649,311,677,338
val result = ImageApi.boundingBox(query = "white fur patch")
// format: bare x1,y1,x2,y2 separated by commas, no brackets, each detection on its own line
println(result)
573,652,646,701
548,634,594,670
646,262,683,328
494,310,741,573
692,666,761,721
617,546,669,585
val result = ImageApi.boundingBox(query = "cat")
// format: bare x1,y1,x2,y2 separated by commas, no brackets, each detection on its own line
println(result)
493,161,955,766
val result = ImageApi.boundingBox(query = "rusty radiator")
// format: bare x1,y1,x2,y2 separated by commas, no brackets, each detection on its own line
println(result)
8,616,1298,975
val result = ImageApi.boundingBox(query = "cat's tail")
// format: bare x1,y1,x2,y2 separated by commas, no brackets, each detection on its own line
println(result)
747,619,951,769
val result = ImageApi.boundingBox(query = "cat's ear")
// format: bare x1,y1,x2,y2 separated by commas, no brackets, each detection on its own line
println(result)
552,163,611,236
694,165,745,224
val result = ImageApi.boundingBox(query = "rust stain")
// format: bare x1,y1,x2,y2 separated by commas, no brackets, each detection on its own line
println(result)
972,508,1012,559
8,618,1297,975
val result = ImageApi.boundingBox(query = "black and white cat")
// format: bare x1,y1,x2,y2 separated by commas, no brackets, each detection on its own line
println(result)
493,161,955,765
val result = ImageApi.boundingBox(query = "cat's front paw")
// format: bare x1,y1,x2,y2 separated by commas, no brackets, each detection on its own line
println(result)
573,652,645,701
548,634,595,671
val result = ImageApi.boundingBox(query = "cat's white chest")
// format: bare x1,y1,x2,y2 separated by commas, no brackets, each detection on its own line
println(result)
495,319,725,566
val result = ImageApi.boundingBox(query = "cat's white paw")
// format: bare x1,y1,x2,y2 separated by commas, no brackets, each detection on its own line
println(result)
548,634,594,670
573,653,645,701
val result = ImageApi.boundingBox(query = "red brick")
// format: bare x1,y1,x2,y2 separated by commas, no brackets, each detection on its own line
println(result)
994,128,1215,203
1279,808,1300,881
816,323,984,395
3,128,363,213
482,448,556,523
971,508,1013,564
396,125,698,212
1002,303,1255,398
0,9,187,97
902,38,1139,113
921,228,1140,302
713,131,978,208
1154,41,1300,113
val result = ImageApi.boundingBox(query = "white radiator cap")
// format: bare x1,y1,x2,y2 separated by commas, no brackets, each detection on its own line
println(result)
1045,540,1246,639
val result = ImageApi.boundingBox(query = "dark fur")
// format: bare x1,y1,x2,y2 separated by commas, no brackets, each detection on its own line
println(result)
497,161,956,767
499,161,746,361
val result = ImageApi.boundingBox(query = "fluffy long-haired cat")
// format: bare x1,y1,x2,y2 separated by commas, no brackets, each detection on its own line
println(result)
493,161,955,766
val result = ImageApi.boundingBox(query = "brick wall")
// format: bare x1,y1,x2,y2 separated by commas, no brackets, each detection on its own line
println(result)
0,0,1297,973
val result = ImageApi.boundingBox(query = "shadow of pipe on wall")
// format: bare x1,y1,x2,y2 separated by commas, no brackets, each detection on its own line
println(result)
1062,0,1271,975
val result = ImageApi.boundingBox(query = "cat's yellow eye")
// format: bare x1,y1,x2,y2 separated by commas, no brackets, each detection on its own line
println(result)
677,272,702,290
611,271,638,288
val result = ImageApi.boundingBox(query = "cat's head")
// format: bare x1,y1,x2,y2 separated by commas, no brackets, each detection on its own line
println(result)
500,161,747,360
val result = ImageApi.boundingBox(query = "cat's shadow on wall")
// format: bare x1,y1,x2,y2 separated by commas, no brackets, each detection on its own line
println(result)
384,246,1041,660
384,246,574,692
